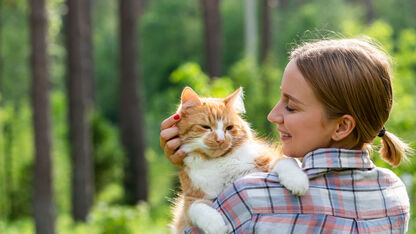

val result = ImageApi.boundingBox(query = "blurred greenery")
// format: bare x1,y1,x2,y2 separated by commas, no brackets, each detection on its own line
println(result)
0,0,415,233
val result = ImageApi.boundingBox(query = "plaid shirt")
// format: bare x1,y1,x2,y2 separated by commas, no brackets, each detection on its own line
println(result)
185,148,410,234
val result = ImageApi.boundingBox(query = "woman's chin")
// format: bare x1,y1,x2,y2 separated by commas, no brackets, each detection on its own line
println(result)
282,148,302,158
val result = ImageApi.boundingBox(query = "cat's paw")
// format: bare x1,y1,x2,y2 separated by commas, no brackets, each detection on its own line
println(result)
188,203,228,234
279,168,309,196
273,157,309,196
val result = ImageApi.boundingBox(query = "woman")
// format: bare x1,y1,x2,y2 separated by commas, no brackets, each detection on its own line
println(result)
160,38,411,233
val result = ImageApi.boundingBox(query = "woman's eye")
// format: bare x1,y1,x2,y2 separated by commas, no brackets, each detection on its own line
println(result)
226,125,233,130
201,125,211,130
285,105,296,112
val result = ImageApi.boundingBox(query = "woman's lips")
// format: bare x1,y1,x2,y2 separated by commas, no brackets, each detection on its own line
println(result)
277,129,291,141
280,134,291,141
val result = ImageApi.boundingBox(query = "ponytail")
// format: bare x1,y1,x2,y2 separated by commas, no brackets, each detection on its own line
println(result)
379,131,412,167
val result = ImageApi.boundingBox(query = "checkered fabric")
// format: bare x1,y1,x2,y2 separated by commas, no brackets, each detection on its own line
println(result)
185,148,410,234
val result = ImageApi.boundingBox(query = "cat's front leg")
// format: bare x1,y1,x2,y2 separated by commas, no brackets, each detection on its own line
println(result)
273,157,309,196
188,201,228,234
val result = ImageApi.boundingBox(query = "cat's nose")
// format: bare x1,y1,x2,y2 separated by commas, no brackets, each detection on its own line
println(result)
216,139,225,145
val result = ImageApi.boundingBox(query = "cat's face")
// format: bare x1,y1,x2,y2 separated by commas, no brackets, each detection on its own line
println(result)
177,87,251,158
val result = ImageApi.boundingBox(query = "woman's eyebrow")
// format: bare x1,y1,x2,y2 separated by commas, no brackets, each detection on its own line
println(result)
283,93,304,105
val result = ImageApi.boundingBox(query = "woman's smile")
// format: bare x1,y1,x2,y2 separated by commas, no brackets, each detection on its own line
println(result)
277,128,291,141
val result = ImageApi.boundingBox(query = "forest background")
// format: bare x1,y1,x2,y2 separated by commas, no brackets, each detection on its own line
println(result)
0,0,415,233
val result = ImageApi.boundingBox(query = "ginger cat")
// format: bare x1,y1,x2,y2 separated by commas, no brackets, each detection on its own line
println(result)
170,87,309,234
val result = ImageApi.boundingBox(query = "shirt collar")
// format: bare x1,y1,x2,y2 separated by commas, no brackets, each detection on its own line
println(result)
302,148,375,170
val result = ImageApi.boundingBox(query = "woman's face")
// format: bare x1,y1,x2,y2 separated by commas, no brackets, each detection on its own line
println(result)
268,60,339,158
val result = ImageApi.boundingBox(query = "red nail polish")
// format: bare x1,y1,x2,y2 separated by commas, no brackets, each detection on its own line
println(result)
174,114,180,120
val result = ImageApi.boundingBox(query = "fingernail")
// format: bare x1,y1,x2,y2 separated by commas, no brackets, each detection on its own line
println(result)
174,114,180,120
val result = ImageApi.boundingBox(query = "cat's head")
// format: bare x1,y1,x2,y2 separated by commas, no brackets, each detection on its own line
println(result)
177,87,253,158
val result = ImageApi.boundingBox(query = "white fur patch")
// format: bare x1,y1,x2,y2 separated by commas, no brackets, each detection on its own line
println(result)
272,157,309,196
188,203,228,234
215,120,225,141
183,141,265,198
180,136,208,153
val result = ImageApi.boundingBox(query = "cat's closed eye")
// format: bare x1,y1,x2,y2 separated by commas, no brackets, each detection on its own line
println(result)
226,125,233,130
201,125,211,130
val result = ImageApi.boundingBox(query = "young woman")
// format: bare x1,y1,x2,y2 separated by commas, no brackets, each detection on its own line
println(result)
160,38,411,233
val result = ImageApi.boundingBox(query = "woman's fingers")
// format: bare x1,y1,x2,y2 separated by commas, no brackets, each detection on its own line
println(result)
160,126,179,148
160,113,185,166
164,138,185,166
169,150,186,166
160,114,180,149
161,114,180,130
165,137,182,152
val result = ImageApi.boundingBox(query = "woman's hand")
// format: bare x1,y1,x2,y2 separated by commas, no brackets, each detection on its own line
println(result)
160,114,186,166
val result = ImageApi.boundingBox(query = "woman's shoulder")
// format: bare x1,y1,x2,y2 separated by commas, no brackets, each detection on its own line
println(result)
229,172,283,193
375,166,408,188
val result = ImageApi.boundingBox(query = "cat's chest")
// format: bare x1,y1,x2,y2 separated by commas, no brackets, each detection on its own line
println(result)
183,142,263,198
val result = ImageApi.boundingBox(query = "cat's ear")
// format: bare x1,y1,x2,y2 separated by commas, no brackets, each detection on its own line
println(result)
224,87,245,114
181,86,201,108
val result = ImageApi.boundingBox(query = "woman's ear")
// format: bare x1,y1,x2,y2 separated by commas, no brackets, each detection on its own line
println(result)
331,114,356,141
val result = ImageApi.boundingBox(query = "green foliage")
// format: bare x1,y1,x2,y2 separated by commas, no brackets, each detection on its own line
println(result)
50,91,71,214
273,0,360,65
0,103,33,220
140,0,203,98
170,62,211,95
2,0,416,233
1,202,170,234
92,113,125,196
89,204,141,234
0,1,30,103
170,62,235,97
93,0,119,121
0,217,33,234
373,0,416,33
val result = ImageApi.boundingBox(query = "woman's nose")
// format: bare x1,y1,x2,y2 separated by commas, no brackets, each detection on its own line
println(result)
267,102,283,124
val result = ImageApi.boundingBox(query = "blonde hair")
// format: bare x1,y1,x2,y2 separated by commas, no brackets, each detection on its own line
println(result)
290,38,410,166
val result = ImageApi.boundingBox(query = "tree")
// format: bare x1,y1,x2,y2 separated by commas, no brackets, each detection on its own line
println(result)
66,0,94,221
278,0,289,9
244,0,258,61
201,0,222,78
260,0,272,62
30,0,55,233
363,0,375,23
119,0,148,204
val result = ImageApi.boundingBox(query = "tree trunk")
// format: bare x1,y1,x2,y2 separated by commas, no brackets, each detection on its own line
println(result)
200,0,222,78
30,0,55,233
413,0,416,23
363,0,375,23
66,0,94,221
244,0,258,61
278,0,289,9
84,0,94,105
260,0,272,62
119,0,148,204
